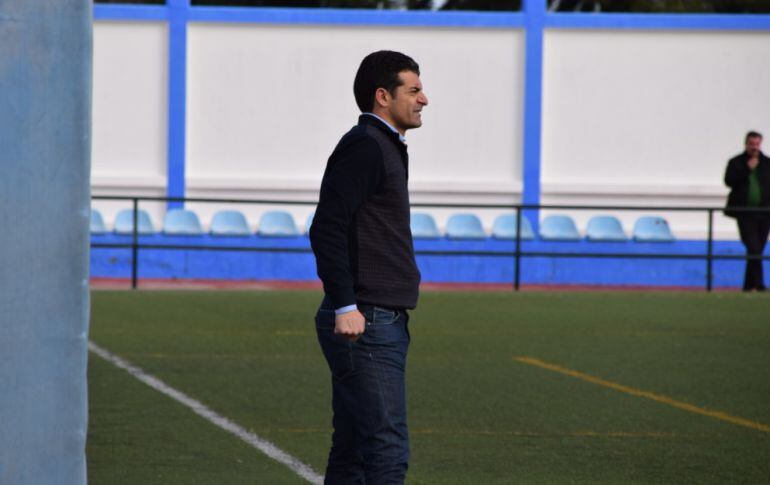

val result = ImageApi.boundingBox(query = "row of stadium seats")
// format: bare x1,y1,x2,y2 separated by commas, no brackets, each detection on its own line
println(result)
415,213,675,242
90,209,675,242
90,208,303,237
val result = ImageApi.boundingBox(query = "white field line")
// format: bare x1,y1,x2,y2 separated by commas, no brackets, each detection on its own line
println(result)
88,341,324,484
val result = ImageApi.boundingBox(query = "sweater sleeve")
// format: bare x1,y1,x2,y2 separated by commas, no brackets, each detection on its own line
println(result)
310,133,384,309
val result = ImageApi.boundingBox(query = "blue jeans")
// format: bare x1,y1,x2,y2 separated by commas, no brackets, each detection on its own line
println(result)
315,297,411,485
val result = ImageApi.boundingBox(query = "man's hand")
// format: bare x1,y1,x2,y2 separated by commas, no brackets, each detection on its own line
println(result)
335,310,365,342
748,156,759,170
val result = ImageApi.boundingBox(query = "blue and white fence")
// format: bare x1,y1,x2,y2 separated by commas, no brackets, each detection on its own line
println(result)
91,1,770,247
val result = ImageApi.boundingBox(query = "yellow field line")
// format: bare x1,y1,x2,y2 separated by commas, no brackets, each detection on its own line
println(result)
514,356,770,435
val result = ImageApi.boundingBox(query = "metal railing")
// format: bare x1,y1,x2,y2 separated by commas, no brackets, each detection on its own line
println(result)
91,195,770,291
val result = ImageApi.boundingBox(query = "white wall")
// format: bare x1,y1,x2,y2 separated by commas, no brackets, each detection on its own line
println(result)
186,23,525,231
90,21,770,238
92,22,168,227
542,29,770,238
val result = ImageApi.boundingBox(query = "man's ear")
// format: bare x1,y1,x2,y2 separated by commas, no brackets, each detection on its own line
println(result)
374,87,390,109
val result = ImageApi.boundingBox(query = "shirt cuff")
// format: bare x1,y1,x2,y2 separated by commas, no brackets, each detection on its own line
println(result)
335,304,358,315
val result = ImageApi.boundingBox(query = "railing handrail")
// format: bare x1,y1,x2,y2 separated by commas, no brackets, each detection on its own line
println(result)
91,194,770,213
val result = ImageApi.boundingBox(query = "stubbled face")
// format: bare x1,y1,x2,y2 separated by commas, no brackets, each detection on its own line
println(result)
386,70,428,134
746,136,762,157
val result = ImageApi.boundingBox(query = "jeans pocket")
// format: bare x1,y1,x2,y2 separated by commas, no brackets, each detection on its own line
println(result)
318,329,355,380
367,307,399,326
316,307,355,379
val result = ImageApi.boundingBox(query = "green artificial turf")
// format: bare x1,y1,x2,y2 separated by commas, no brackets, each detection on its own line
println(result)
88,290,770,484
87,355,304,485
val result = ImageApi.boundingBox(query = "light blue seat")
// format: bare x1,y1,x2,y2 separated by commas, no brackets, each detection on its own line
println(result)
539,214,580,241
114,208,155,235
163,209,203,235
445,213,486,240
258,211,299,237
586,215,626,241
491,214,534,240
411,212,441,239
90,209,107,234
210,210,250,236
305,212,315,235
633,216,675,242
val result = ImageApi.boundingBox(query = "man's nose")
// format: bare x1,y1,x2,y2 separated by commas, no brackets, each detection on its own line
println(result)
418,92,428,106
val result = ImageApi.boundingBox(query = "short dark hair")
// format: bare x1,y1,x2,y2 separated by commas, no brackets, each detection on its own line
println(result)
746,131,763,143
353,50,420,113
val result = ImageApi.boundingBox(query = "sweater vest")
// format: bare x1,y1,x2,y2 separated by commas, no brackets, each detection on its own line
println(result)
353,123,420,309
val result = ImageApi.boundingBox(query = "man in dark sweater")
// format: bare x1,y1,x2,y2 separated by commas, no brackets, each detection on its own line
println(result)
309,51,428,484
724,131,770,291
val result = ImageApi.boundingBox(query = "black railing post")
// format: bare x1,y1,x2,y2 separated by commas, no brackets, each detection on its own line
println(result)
515,205,522,291
706,208,714,292
131,198,139,289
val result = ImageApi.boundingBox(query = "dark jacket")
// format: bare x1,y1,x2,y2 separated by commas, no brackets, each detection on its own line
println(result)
724,151,770,218
310,115,420,310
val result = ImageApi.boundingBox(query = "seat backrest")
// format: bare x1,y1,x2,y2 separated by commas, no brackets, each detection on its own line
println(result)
491,214,534,240
305,212,315,235
410,212,441,239
90,209,107,234
586,215,626,241
445,213,486,240
633,216,675,242
258,211,299,237
539,214,580,241
163,209,203,235
114,208,155,235
210,210,250,236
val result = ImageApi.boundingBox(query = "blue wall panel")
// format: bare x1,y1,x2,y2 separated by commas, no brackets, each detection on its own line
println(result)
91,235,757,289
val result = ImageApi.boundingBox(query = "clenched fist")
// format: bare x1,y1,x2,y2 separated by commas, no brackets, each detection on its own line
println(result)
335,310,365,342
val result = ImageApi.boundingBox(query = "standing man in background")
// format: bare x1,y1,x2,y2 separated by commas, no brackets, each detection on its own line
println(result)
309,50,428,484
724,131,770,291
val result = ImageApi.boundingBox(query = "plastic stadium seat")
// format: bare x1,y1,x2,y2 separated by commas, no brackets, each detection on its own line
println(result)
305,212,315,235
491,214,534,240
113,208,155,235
586,215,626,241
633,216,675,242
445,213,486,240
411,212,441,239
258,211,299,237
210,210,250,236
163,209,203,235
90,209,107,234
539,215,581,241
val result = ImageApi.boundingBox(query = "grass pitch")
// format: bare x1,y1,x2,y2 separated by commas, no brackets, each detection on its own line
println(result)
88,290,770,484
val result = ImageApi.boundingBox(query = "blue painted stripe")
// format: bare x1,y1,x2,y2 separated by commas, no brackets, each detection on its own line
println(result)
522,0,545,233
167,0,188,209
546,13,770,30
93,4,169,21
93,5,770,30
187,6,524,28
